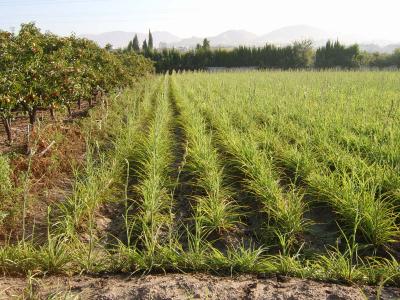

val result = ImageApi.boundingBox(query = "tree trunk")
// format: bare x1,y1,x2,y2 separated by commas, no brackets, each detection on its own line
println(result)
28,108,37,126
78,98,81,110
88,97,93,107
2,117,12,143
50,107,56,121
67,105,72,117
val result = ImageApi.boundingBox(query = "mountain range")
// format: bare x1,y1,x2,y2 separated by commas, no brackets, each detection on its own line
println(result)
81,25,400,53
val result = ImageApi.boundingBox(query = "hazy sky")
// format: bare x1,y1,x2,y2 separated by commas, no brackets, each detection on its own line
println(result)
0,0,399,41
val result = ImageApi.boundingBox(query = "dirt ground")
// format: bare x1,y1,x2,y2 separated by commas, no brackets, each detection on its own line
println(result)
1,274,400,300
0,104,88,243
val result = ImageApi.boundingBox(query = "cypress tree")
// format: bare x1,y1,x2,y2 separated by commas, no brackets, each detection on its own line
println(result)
142,39,148,52
132,34,140,52
148,30,154,50
127,40,133,51
202,38,210,50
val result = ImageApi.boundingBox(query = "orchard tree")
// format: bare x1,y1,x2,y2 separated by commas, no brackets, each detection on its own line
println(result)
0,22,155,142
0,31,18,141
15,23,46,125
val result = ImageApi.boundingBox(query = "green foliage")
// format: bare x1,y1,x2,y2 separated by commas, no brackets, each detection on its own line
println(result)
173,71,400,274
0,156,13,224
142,39,148,52
315,40,362,68
0,156,12,197
171,77,240,233
143,41,315,72
0,22,154,140
1,71,400,289
132,34,140,52
148,30,154,51
132,33,400,72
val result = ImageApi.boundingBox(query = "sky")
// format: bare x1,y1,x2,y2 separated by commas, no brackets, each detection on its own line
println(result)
0,0,400,41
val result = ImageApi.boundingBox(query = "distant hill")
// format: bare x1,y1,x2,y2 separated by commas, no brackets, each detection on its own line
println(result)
383,44,400,53
359,43,400,53
254,25,331,45
172,36,203,48
209,30,258,46
81,25,399,53
81,31,180,48
171,30,258,48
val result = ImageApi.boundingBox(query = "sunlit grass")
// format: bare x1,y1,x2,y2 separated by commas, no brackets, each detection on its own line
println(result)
1,71,399,288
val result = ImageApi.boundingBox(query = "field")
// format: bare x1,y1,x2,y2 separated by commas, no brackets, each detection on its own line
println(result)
0,71,400,298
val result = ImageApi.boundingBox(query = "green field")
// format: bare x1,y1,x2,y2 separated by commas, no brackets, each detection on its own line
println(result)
1,71,400,287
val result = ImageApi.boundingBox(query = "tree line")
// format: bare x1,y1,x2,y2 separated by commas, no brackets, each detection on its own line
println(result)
122,31,400,73
0,23,154,142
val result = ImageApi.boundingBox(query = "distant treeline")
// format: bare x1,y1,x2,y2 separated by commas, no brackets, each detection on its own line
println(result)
119,32,400,73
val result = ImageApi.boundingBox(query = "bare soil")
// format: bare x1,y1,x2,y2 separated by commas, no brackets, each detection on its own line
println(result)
0,104,89,243
1,273,399,299
0,102,90,154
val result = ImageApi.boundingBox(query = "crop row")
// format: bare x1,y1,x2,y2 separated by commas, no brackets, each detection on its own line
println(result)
170,77,239,233
1,72,400,286
174,71,400,253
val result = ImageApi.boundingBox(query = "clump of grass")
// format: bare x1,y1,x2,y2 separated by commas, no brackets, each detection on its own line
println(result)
0,155,13,197
55,147,120,239
223,244,265,273
313,224,370,284
0,155,16,225
307,165,399,250
0,216,73,276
